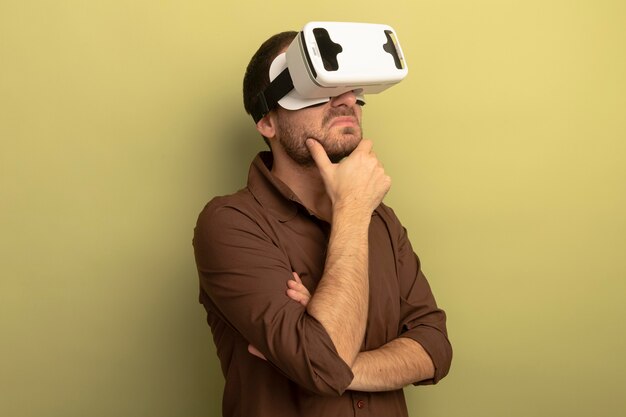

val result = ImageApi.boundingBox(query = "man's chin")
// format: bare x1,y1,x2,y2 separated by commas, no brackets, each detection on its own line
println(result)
289,129,362,166
326,140,360,163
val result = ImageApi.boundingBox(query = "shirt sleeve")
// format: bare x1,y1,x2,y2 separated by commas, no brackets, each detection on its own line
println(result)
381,205,453,385
193,200,354,396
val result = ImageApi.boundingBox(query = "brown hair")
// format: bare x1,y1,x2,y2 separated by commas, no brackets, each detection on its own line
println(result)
242,31,297,118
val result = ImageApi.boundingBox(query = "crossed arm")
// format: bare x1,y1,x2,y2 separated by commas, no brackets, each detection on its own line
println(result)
249,273,436,391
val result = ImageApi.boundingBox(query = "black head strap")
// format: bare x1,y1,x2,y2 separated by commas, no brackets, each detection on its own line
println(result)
250,68,294,123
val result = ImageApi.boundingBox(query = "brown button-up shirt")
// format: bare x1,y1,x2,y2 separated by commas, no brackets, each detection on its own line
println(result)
194,152,452,417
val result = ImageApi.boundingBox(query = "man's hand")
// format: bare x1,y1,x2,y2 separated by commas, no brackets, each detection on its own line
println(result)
286,271,311,306
247,344,266,360
306,138,391,215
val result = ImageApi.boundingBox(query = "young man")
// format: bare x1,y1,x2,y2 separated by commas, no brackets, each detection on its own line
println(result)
193,30,452,417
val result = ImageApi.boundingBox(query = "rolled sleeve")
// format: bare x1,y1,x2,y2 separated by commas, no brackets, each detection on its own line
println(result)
398,269,453,385
193,201,353,396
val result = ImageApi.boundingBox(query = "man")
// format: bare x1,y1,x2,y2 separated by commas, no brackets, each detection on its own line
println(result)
193,30,452,417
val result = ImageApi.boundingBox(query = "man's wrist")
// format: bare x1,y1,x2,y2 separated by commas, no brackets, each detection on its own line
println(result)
332,202,373,226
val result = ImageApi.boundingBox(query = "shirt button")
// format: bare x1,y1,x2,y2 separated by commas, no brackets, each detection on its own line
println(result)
356,400,365,409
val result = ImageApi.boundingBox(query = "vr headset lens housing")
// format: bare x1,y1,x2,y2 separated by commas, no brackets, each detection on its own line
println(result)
252,22,408,123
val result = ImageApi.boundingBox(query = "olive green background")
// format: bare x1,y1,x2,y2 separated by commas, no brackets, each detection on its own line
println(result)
1,1,624,416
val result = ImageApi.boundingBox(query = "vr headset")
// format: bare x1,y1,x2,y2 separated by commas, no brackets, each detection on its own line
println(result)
251,21,408,123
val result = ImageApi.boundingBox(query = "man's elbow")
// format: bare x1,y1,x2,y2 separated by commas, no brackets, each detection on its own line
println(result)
265,314,355,396
422,336,453,385
304,372,353,397
404,328,453,386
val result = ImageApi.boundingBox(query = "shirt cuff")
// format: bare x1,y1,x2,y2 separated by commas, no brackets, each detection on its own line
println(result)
401,326,453,385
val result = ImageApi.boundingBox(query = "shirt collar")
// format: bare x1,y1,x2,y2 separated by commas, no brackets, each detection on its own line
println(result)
247,152,301,222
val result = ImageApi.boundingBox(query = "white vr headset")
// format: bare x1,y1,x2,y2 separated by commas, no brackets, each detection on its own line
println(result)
251,21,408,123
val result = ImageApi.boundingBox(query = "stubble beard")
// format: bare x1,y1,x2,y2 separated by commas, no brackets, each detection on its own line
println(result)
276,108,363,167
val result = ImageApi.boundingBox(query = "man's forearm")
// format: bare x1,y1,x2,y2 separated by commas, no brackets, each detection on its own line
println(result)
347,337,435,391
306,206,370,367
304,138,390,368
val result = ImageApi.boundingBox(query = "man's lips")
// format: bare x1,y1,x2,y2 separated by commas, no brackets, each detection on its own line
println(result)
329,116,358,127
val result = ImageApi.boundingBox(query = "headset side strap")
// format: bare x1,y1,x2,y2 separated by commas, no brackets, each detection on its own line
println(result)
251,68,294,123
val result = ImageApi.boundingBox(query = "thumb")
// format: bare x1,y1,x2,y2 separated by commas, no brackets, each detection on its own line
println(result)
306,139,332,172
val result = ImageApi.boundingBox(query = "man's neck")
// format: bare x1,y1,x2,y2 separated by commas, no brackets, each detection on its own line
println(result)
271,152,332,222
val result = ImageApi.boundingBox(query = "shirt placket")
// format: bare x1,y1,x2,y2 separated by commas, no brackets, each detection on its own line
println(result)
351,392,370,415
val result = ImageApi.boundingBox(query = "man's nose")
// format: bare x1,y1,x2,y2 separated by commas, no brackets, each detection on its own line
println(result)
329,90,357,107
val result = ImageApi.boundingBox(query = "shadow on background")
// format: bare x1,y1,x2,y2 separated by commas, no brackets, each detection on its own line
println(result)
209,100,266,196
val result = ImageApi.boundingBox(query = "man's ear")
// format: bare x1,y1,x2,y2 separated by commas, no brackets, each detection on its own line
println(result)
255,113,276,139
